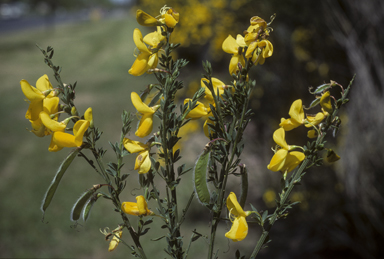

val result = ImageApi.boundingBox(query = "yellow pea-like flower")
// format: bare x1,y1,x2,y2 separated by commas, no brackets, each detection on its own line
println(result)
320,91,333,114
279,99,305,131
201,77,227,102
50,120,90,152
136,7,179,28
184,99,210,120
84,107,93,128
108,230,122,252
222,34,246,75
225,192,251,242
131,92,156,138
129,28,164,76
121,195,153,216
267,128,305,173
123,138,151,174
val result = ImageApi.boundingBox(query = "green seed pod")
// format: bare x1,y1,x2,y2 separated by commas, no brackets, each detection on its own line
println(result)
239,164,248,209
193,145,211,207
82,193,102,221
71,185,101,221
41,148,81,213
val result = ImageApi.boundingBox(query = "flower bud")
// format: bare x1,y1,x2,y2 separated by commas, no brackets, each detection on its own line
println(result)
71,106,78,116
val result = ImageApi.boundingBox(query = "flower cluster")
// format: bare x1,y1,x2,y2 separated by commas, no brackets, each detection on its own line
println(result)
129,6,178,76
125,6,180,174
222,16,273,75
268,90,336,173
20,74,90,152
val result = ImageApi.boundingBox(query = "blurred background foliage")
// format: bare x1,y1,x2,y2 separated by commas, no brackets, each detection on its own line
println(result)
1,0,383,258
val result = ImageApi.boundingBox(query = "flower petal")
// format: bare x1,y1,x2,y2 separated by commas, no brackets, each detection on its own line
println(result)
320,91,333,114
129,52,151,76
283,151,305,173
222,35,238,54
136,9,160,26
136,113,154,138
133,28,151,54
136,195,151,215
288,99,304,125
305,112,325,127
108,230,122,252
26,100,43,121
273,128,289,150
21,80,45,102
52,131,77,148
225,216,248,242
35,74,53,92
185,99,209,119
123,138,148,153
226,192,246,217
40,111,66,132
131,92,155,114
279,118,301,131
121,202,140,215
267,149,288,172
134,150,150,172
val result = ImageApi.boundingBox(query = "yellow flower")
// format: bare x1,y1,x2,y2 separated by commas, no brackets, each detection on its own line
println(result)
50,120,90,152
129,28,164,76
243,17,273,65
305,112,326,128
325,149,340,163
30,97,60,137
131,92,157,138
305,91,333,128
307,129,318,138
21,75,57,136
174,120,200,151
108,230,122,252
203,118,214,138
201,77,228,102
136,6,179,28
225,192,251,242
251,40,273,65
184,99,210,120
279,99,305,131
320,91,333,114
121,195,153,216
267,128,305,173
222,34,246,75
84,107,93,128
123,138,151,174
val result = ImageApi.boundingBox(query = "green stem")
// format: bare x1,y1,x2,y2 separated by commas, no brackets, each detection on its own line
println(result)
120,211,148,259
116,130,125,179
208,81,251,259
250,159,309,258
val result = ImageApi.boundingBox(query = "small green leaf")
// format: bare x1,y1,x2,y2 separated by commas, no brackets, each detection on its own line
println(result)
311,83,330,94
193,147,211,206
41,148,81,213
308,98,320,109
